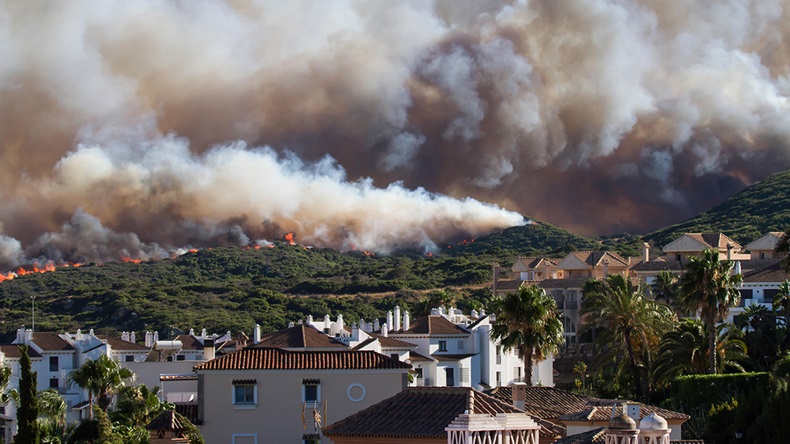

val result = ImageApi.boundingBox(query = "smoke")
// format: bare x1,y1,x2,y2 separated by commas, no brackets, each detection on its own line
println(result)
2,0,790,267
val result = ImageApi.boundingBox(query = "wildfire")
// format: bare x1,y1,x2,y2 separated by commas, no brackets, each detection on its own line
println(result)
0,272,14,282
120,257,142,264
285,232,295,245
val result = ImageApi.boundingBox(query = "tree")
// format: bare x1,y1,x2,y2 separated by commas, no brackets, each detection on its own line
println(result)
16,345,40,444
581,274,674,398
776,231,790,272
37,389,69,444
652,270,679,307
774,280,790,351
652,319,748,386
67,355,135,417
112,384,169,428
491,285,564,386
680,248,743,374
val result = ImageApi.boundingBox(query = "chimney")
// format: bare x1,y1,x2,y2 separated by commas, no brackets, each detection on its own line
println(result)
76,329,83,341
492,262,500,295
351,323,360,341
16,328,24,344
624,402,641,422
603,258,610,277
394,306,401,331
25,328,33,343
153,331,159,343
121,331,129,342
145,331,153,347
288,321,295,328
403,311,410,332
387,311,394,329
727,243,733,261
733,261,742,276
253,324,261,345
642,243,650,263
201,328,207,340
373,318,380,331
306,314,313,325
336,314,344,332
511,382,526,410
89,328,95,337
203,338,215,361
130,331,136,343
382,324,388,337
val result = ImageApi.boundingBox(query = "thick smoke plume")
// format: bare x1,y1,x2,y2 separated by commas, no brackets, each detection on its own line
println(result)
2,1,790,267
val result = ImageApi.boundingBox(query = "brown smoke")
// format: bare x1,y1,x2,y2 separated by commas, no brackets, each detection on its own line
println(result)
1,0,790,266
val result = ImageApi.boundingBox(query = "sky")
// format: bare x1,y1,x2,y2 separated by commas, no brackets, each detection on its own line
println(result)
1,0,790,267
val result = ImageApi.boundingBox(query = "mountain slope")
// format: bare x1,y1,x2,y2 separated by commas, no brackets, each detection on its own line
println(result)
645,169,790,247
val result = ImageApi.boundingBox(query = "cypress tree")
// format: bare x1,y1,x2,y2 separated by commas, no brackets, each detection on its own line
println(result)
15,344,40,444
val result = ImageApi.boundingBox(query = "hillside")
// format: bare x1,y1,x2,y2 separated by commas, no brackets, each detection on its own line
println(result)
645,169,790,247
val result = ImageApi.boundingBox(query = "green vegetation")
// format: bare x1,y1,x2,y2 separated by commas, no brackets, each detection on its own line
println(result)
645,168,790,246
17,345,40,444
490,285,564,386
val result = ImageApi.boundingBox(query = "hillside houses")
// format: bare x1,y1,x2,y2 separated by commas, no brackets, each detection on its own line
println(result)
493,232,790,344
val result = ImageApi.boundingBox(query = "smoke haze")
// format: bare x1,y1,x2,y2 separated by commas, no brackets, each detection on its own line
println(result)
2,0,790,266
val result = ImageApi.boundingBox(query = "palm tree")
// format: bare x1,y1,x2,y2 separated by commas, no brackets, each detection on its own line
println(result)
113,384,169,428
652,319,748,386
652,270,679,306
581,274,674,398
775,231,790,272
679,248,743,374
67,354,135,417
491,285,564,386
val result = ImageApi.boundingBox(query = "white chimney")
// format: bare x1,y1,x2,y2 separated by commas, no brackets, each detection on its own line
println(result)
253,324,261,345
387,311,394,329
203,337,215,361
403,311,410,332
25,328,33,343
201,328,207,340
642,243,650,263
324,314,330,327
438,305,445,316
374,319,380,331
130,331,136,343
189,328,195,337
89,328,94,337
288,321,295,328
624,402,641,422
16,328,24,344
733,261,742,276
471,309,479,318
121,331,129,342
153,331,159,342
511,382,526,409
381,324,388,337
336,314,344,331
359,318,366,332
351,323,359,341
145,331,153,347
306,314,313,325
394,306,401,331
76,329,83,341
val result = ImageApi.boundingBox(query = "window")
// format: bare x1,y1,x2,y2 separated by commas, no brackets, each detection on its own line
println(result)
515,367,522,382
176,354,186,361
302,379,320,404
496,371,502,386
457,340,465,350
125,355,134,362
496,345,502,365
445,368,455,387
414,368,423,380
438,341,447,352
49,356,58,372
676,253,682,262
760,252,766,259
49,378,58,389
390,353,400,361
233,380,257,407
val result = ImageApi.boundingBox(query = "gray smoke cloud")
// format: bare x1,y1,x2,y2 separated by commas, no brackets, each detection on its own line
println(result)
1,0,790,267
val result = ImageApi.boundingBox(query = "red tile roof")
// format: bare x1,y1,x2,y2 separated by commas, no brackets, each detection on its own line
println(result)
96,335,150,351
393,316,469,335
686,233,741,251
193,348,410,371
323,387,530,439
0,344,42,358
742,260,788,283
249,325,348,349
567,251,630,268
145,409,188,431
30,333,75,351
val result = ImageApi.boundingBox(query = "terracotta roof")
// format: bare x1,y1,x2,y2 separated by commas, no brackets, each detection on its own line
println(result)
249,325,348,349
554,427,606,444
174,403,201,425
494,279,526,291
173,335,204,350
96,335,150,351
630,258,683,272
685,233,742,251
145,409,187,431
742,261,789,283
538,278,591,290
409,350,434,361
567,251,630,268
486,387,688,422
30,333,75,351
514,257,558,270
432,353,476,361
369,333,418,349
323,387,527,439
193,348,410,371
0,344,42,358
393,316,469,335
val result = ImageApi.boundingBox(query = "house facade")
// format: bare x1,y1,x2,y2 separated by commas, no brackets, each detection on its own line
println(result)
193,348,410,443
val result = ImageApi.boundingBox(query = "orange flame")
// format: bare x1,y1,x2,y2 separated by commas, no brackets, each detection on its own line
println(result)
189,249,198,253
120,257,142,264
0,272,14,282
285,232,295,245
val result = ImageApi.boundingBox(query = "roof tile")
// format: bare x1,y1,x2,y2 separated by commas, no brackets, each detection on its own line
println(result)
193,348,410,371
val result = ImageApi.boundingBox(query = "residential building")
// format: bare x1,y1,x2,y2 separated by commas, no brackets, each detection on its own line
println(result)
193,347,410,443
486,385,689,442
323,386,550,444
